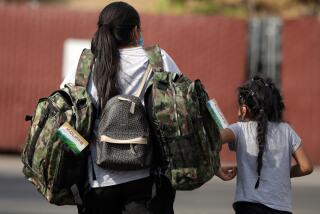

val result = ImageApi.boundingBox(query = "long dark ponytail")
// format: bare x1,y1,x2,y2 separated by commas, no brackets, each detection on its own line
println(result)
91,2,141,110
238,76,285,189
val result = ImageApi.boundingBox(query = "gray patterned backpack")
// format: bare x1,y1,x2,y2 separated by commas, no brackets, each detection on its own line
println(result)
95,64,153,170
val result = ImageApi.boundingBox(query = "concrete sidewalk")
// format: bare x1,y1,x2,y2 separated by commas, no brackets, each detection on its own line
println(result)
0,154,319,214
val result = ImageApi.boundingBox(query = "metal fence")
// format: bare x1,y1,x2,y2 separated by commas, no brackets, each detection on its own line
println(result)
0,4,319,164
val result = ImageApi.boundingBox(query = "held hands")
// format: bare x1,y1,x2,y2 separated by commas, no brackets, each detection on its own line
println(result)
216,166,237,181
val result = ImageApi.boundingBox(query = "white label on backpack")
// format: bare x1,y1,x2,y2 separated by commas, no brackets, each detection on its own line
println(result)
207,99,229,129
56,122,89,154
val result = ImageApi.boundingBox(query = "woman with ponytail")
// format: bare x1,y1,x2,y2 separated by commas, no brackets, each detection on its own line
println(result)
61,2,181,213
220,76,313,214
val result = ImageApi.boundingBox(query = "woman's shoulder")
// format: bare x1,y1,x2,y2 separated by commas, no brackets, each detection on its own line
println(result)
158,47,169,56
119,46,169,59
144,46,170,60
158,47,181,74
120,45,181,74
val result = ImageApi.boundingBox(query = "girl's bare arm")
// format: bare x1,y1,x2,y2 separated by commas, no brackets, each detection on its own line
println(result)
291,145,313,177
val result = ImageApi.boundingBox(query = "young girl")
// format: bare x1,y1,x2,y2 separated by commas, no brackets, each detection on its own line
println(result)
220,76,313,214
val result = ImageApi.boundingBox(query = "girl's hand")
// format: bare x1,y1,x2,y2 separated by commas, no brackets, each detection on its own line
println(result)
216,166,237,181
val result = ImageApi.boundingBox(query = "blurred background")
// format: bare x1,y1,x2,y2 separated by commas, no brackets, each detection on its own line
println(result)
0,0,319,214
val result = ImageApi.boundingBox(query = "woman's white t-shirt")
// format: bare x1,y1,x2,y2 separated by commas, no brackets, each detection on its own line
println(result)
60,46,181,188
227,121,301,212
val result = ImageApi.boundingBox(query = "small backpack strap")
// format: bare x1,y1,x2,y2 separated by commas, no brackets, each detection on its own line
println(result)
134,63,153,97
144,45,164,72
75,48,94,87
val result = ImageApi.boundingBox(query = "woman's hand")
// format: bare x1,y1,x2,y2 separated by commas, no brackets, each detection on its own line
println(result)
220,128,235,144
216,166,237,181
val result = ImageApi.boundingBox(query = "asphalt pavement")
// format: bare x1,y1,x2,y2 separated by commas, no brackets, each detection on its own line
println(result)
0,154,319,214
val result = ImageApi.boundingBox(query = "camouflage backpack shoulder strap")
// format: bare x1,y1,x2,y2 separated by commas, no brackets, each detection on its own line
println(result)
75,48,94,87
144,45,164,72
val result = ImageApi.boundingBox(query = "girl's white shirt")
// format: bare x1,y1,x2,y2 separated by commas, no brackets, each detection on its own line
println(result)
227,121,301,212
60,46,181,187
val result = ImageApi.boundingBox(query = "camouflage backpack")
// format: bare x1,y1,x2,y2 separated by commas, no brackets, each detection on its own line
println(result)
21,49,95,205
144,45,222,190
